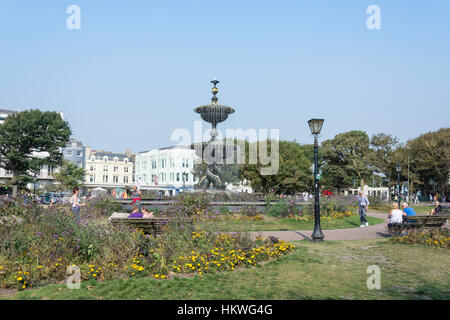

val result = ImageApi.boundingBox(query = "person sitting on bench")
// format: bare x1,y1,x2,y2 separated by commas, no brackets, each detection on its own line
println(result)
429,201,443,216
401,202,417,224
128,205,154,218
387,202,406,228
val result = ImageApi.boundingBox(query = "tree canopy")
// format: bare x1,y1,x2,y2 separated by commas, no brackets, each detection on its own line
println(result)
52,160,86,191
240,140,312,194
321,131,371,191
0,109,71,196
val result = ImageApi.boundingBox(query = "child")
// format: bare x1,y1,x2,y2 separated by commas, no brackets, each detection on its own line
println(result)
70,187,86,221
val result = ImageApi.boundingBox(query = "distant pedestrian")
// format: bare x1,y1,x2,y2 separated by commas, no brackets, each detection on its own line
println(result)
357,191,370,228
70,187,86,222
131,186,142,211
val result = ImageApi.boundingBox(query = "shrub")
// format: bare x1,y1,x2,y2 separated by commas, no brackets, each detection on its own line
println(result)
367,195,387,208
219,205,232,215
84,195,122,218
163,193,211,217
300,195,355,218
266,200,290,218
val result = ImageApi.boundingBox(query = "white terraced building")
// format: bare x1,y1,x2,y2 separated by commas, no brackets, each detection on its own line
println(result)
135,146,200,194
84,147,134,190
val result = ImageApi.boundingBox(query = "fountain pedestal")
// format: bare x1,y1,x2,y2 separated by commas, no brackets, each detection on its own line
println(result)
193,79,235,190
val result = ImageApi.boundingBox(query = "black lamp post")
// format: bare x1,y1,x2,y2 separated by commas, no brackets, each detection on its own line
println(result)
396,162,402,207
308,118,325,242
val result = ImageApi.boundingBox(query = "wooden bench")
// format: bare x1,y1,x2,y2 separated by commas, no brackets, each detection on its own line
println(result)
387,214,449,234
110,216,193,236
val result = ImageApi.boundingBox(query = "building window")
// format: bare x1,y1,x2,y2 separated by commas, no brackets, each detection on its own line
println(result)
103,175,108,183
104,157,108,162
89,175,95,183
124,158,128,163
114,157,118,163
124,167,129,173
186,159,189,168
103,166,108,172
113,166,118,172
77,161,82,167
77,151,82,157
66,150,73,156
177,173,180,182
91,156,95,161
90,166,94,172
124,176,129,183
113,176,119,183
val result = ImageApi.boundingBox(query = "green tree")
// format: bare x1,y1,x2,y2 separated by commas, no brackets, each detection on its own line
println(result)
321,131,372,192
241,140,312,194
368,133,401,193
0,109,71,197
403,128,450,197
53,160,86,191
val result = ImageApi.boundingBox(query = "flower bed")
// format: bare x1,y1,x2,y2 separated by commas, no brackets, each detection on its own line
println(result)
0,200,294,291
392,228,450,249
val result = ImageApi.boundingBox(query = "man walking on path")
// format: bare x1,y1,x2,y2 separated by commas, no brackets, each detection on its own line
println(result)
357,191,370,228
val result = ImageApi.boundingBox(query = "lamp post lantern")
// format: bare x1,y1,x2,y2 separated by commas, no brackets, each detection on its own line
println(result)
308,118,325,242
396,162,402,207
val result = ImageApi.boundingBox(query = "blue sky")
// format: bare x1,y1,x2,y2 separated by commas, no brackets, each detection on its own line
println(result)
0,1,449,153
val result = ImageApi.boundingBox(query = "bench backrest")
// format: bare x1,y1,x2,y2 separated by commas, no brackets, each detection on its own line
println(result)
404,214,448,227
110,217,193,234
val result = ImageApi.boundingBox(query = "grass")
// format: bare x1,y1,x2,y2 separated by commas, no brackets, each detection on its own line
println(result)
370,205,432,214
7,238,449,300
205,214,384,232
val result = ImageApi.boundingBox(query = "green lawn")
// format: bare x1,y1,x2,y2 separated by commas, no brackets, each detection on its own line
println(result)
8,238,449,300
370,205,432,215
202,214,384,232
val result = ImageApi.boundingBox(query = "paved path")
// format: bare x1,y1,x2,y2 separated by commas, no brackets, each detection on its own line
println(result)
249,212,391,241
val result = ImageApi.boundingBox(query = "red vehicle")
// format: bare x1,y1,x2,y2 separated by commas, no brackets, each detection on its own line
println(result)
322,190,332,196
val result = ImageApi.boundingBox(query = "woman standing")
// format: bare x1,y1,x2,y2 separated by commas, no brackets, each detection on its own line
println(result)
131,186,142,211
70,187,86,221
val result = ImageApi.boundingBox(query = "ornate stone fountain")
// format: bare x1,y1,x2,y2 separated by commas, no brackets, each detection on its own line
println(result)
194,78,235,190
